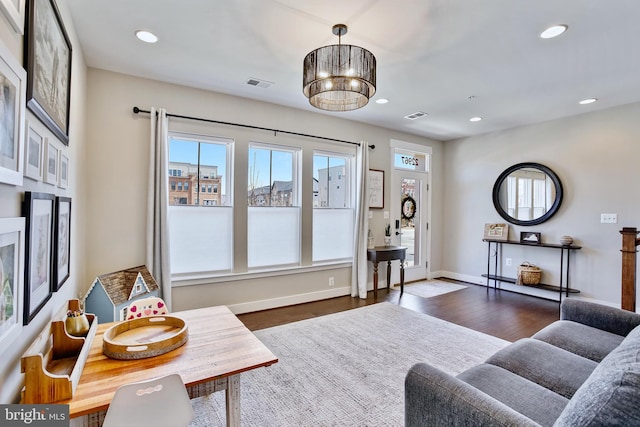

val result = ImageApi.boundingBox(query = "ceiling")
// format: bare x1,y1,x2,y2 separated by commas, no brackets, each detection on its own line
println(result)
65,0,640,141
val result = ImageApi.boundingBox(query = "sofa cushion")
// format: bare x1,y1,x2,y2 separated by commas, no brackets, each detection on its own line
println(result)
458,364,569,427
485,338,597,398
533,320,624,362
554,324,640,426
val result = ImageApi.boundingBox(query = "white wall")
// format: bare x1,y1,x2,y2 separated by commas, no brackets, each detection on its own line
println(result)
0,0,87,403
442,101,640,305
84,68,445,313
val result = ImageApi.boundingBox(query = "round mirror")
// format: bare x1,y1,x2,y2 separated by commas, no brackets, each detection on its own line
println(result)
492,162,563,226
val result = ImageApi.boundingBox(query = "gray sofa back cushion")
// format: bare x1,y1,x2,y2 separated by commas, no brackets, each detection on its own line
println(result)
554,324,640,426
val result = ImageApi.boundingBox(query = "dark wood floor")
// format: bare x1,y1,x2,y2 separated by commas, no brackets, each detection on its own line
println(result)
238,279,561,342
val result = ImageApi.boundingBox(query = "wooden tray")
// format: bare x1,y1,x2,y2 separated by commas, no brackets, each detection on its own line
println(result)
103,315,188,360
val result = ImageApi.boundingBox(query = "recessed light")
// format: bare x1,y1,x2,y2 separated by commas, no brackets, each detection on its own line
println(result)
540,25,568,39
376,98,389,104
135,30,158,43
469,117,482,122
579,98,597,105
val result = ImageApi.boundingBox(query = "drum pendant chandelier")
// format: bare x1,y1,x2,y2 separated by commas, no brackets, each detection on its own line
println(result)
303,24,376,112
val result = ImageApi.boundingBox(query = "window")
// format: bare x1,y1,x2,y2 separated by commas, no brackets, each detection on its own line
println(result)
168,133,233,274
247,143,300,268
312,152,354,262
177,182,183,191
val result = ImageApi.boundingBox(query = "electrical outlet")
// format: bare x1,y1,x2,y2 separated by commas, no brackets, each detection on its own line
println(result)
329,277,335,286
505,258,512,267
601,213,617,224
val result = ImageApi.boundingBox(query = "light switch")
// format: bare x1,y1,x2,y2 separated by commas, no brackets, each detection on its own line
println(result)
383,211,389,219
601,213,618,224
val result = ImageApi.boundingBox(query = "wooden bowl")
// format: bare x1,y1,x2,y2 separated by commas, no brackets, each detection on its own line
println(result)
102,315,188,360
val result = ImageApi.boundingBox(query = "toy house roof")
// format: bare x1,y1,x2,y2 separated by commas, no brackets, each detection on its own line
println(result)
94,265,159,306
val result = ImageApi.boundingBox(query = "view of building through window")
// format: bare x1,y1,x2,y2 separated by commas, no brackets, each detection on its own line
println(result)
313,154,349,208
248,145,296,207
168,136,229,206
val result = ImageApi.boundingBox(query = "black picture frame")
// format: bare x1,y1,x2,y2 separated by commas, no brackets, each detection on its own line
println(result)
520,231,542,245
368,169,384,209
53,196,70,291
25,0,72,145
22,191,55,324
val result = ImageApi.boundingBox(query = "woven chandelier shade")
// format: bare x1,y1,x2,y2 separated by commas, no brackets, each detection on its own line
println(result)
303,25,376,112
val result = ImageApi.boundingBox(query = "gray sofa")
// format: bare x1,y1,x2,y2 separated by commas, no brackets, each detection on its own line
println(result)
405,298,640,426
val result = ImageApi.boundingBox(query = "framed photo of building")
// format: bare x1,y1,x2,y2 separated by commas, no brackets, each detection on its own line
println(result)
22,192,54,324
368,169,384,209
0,37,26,186
53,196,70,291
24,119,45,181
25,0,72,145
58,152,68,188
44,139,58,185
0,217,25,352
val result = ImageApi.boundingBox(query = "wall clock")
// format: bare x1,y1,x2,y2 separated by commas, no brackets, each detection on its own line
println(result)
401,196,416,220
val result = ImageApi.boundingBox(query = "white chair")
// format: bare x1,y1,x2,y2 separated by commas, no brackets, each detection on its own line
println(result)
102,374,194,427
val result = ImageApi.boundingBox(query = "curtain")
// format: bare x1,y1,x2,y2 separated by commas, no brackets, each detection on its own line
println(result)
146,108,172,310
351,142,370,298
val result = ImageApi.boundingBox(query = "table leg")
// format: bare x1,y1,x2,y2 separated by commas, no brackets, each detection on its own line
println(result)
400,258,405,295
226,374,241,427
386,260,392,290
373,261,379,298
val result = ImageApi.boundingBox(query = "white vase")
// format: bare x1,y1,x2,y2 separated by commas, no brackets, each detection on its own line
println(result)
384,236,391,246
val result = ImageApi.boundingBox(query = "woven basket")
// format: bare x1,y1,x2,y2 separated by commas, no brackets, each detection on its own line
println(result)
517,262,542,285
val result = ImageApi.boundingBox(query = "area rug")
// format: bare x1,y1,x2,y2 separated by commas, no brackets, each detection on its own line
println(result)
189,302,509,427
398,279,468,299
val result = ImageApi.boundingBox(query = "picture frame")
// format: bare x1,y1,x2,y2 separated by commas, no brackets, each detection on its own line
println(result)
368,169,384,209
53,196,70,291
483,223,509,241
0,0,25,34
0,217,25,353
22,191,54,325
520,231,542,244
25,0,72,145
44,139,58,185
58,152,68,188
0,37,26,186
24,119,45,181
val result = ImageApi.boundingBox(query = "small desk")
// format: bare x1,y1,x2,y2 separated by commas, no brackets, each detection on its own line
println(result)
367,246,407,298
65,305,278,427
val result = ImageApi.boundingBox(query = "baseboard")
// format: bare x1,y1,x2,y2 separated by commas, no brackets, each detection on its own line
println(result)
227,286,351,314
438,271,619,307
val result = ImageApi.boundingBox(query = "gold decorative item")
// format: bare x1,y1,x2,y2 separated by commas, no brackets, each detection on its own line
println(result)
65,310,90,337
560,235,574,246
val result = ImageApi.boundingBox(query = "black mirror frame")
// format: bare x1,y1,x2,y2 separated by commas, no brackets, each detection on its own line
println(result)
492,162,563,226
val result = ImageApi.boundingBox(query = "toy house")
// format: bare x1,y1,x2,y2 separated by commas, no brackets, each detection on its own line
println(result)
83,265,160,323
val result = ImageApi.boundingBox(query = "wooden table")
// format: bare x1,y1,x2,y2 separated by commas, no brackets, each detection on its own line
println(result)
65,305,278,427
367,246,407,298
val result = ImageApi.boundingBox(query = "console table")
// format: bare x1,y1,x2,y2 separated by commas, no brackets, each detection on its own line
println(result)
482,239,581,303
367,246,407,298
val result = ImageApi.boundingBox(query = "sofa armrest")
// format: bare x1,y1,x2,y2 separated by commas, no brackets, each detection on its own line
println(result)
405,363,540,427
560,298,640,336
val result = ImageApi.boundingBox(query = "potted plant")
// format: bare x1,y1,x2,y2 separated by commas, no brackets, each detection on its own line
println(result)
384,223,392,246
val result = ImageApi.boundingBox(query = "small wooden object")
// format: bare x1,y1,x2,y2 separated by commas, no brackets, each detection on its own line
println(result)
21,299,98,404
102,315,188,360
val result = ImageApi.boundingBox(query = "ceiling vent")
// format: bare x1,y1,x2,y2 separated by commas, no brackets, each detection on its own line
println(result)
246,78,273,88
404,111,428,120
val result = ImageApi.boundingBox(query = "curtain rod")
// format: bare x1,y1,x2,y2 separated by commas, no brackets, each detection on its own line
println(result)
132,107,374,149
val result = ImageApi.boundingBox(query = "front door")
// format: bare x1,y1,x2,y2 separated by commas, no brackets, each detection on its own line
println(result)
390,140,431,284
